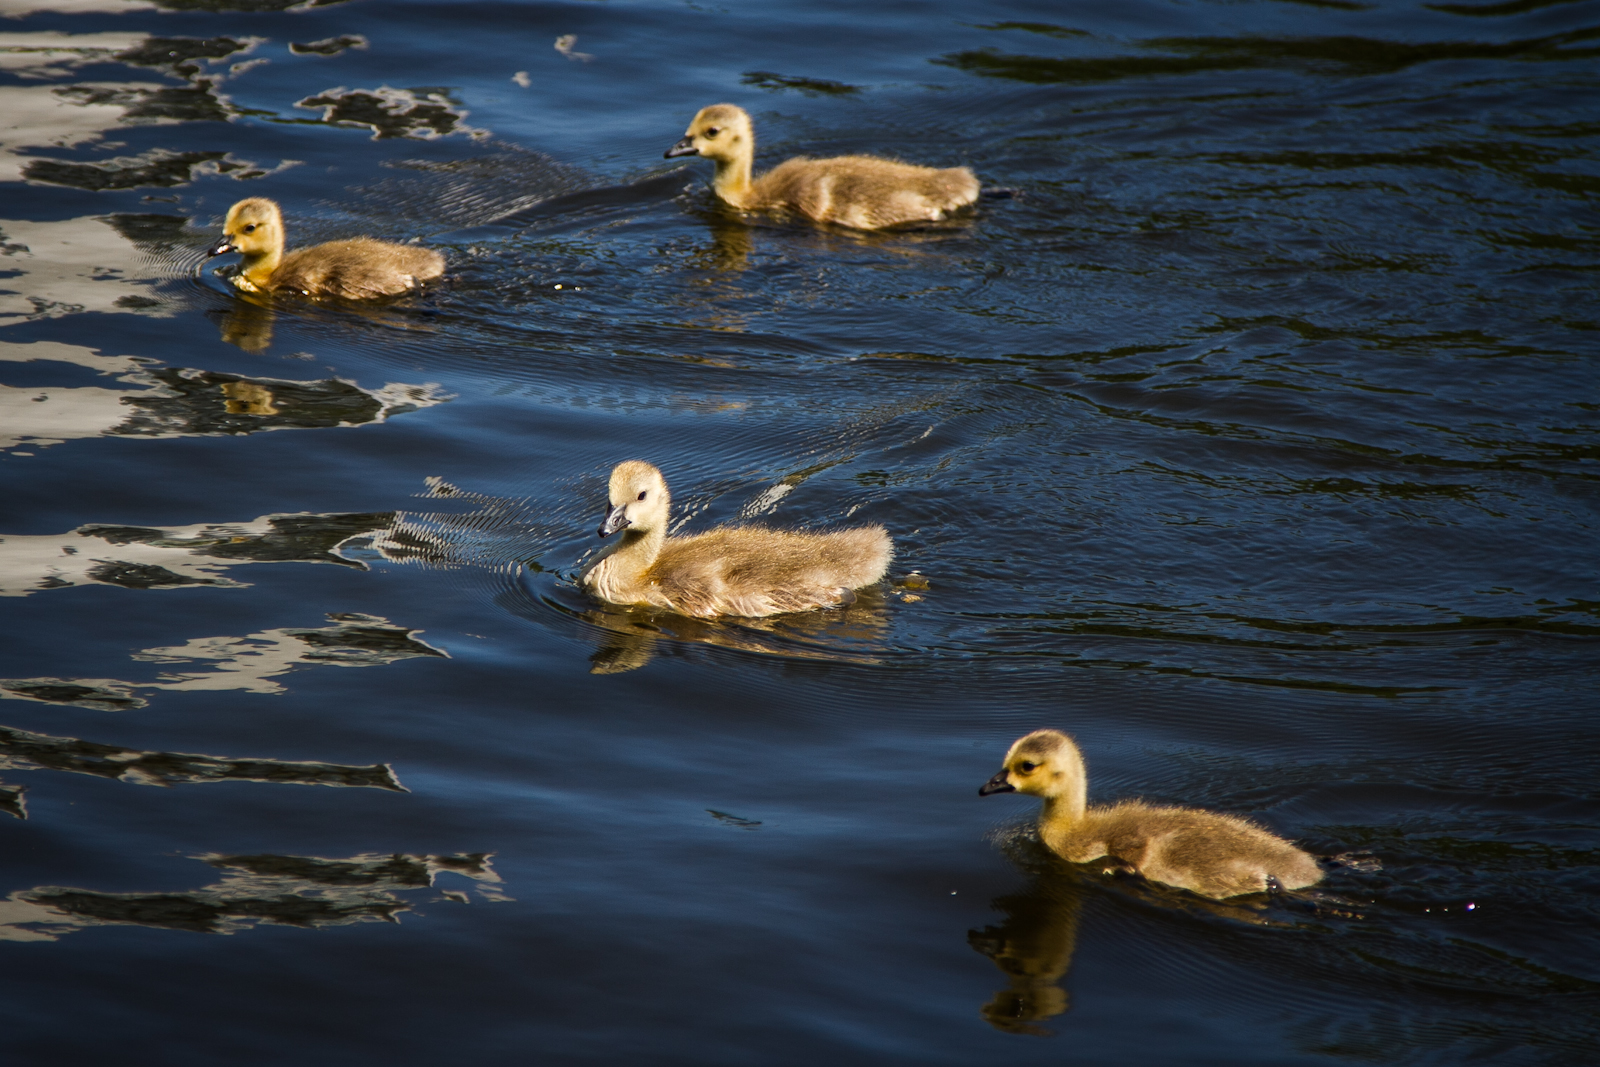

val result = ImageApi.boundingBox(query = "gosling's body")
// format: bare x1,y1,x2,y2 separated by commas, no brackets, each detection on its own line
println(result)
583,460,892,618
981,730,1322,900
208,198,444,299
666,104,979,230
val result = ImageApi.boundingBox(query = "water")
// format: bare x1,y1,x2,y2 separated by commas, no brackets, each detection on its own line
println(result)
1,0,1596,1061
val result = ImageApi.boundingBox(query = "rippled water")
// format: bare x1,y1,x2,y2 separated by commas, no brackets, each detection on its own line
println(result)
1,0,1596,1062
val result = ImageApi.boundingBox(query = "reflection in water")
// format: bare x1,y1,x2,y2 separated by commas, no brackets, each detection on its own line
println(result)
289,34,367,57
0,215,173,321
0,338,446,454
0,30,147,81
294,86,485,141
577,593,889,674
740,70,862,97
114,369,444,437
0,510,401,595
0,718,403,818
0,29,287,191
207,288,451,354
696,212,754,274
937,27,1600,84
21,146,273,191
134,612,447,693
0,850,501,942
1,612,447,709
968,834,1301,1036
0,780,23,820
968,846,1085,1036
214,293,276,351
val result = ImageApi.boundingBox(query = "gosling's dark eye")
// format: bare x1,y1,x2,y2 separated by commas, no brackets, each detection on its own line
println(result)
242,224,257,233
1018,761,1037,772
704,127,719,137
637,491,647,500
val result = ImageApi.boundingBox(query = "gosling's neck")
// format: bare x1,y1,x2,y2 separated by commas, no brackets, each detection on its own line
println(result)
710,147,754,208
237,243,282,288
1036,781,1088,830
607,524,666,579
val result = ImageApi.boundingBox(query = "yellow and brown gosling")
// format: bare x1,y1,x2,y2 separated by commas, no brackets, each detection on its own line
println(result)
665,104,979,229
207,197,444,299
581,460,892,618
980,730,1323,900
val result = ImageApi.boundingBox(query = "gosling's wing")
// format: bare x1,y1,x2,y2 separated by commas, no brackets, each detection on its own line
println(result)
274,240,442,298
653,529,869,618
760,157,978,228
717,583,854,618
1110,806,1319,898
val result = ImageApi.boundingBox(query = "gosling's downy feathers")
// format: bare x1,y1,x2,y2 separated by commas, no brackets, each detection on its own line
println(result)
665,104,980,230
207,197,444,299
581,460,893,618
980,730,1323,900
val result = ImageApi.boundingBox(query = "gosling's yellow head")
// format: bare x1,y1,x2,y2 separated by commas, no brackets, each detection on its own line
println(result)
664,104,753,164
597,460,671,538
209,197,284,259
979,729,1084,799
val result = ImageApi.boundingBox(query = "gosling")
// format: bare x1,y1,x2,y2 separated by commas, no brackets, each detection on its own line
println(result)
665,104,979,229
206,197,444,299
582,460,892,618
980,730,1323,900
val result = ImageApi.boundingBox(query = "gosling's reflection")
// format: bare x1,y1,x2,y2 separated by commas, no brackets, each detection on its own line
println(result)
207,280,445,355
213,293,275,353
0,851,505,942
696,210,754,273
968,848,1090,1036
578,588,890,674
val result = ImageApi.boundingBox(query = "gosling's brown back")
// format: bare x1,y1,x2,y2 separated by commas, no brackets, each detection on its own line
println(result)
1060,801,1324,899
644,524,892,617
271,238,445,299
755,155,979,229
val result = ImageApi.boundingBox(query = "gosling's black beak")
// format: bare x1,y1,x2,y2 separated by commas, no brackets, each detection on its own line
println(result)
978,770,1016,797
664,136,699,159
597,503,631,538
207,236,237,258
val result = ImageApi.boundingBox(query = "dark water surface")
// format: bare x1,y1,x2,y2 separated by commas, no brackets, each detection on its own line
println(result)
1,0,1597,1062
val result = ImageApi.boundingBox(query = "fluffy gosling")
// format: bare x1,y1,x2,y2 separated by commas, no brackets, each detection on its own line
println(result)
207,197,444,299
582,460,892,618
665,104,979,229
980,729,1323,900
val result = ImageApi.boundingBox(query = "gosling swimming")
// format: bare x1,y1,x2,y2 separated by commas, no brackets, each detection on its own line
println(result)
582,460,892,618
206,197,444,299
980,730,1323,900
665,104,980,229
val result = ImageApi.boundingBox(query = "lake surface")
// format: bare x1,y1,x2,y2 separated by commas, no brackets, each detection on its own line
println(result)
1,0,1597,1062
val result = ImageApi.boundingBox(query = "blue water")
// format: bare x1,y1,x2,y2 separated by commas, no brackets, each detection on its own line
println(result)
0,0,1597,1062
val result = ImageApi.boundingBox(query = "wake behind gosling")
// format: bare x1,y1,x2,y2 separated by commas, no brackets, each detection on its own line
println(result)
208,197,444,299
582,460,892,618
981,729,1323,900
666,104,980,230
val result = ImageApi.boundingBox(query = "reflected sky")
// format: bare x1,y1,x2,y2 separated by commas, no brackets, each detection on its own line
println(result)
0,719,404,811
0,510,401,593
2,611,445,708
0,849,504,941
0,339,444,454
